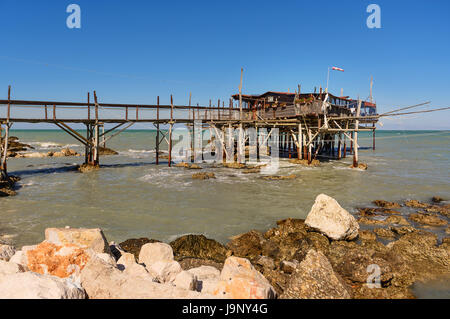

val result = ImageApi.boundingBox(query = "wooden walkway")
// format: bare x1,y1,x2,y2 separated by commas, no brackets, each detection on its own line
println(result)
4,85,444,179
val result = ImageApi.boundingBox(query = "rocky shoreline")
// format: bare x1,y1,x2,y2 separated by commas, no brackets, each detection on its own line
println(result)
0,194,448,299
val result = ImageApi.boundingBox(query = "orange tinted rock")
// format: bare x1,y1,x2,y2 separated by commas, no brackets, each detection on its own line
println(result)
213,256,276,299
26,242,90,278
45,227,110,254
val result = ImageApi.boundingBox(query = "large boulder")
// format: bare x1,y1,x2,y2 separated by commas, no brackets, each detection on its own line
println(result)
0,272,86,299
45,227,110,254
305,194,359,241
0,244,16,261
170,235,229,263
80,255,212,299
213,256,276,299
280,249,351,299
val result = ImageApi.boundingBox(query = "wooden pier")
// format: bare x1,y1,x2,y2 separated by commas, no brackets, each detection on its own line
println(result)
2,81,444,180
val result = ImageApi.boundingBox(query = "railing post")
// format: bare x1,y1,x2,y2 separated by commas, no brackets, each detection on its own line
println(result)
156,96,160,165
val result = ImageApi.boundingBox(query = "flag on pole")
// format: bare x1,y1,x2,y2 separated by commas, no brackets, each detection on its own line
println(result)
331,67,344,72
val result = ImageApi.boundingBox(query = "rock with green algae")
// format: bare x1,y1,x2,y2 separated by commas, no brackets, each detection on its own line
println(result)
170,234,229,263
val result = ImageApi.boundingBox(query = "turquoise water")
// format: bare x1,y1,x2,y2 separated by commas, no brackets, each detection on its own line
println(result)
0,129,449,248
0,129,449,298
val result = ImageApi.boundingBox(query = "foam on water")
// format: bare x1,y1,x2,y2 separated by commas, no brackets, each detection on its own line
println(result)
2,130,449,252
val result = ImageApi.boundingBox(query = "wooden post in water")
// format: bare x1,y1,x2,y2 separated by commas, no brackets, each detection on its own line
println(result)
372,128,376,150
353,99,362,167
308,129,312,164
238,68,244,163
350,132,353,155
337,132,342,159
93,91,100,165
0,86,11,179
156,96,160,165
168,95,173,167
87,92,91,121
298,123,302,160
102,125,106,148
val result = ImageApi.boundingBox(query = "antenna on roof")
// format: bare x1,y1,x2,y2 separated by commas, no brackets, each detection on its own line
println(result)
369,76,374,103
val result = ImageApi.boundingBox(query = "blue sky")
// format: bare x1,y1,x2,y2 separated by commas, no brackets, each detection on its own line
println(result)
0,0,449,129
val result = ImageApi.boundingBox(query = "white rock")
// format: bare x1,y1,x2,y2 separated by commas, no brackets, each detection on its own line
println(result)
0,244,16,261
139,242,174,266
213,256,277,299
0,272,86,299
147,260,182,283
80,255,214,299
173,271,197,290
305,194,359,241
187,266,220,281
0,260,25,276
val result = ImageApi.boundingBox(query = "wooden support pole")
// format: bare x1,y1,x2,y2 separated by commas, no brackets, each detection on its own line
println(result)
288,134,292,159
85,124,90,164
303,132,307,160
191,103,195,162
1,124,9,179
308,129,312,164
168,95,173,167
337,133,342,160
93,91,100,165
53,104,56,120
125,106,128,121
353,99,362,167
156,96,160,165
87,92,90,121
350,132,354,155
343,121,348,158
45,105,48,120
102,125,106,148
298,123,302,160
136,106,139,120
372,128,376,150
94,123,100,165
